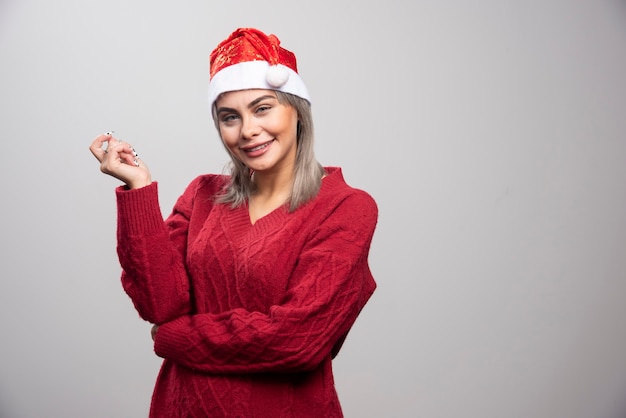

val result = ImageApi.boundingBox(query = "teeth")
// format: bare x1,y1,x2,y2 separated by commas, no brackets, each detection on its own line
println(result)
247,141,272,152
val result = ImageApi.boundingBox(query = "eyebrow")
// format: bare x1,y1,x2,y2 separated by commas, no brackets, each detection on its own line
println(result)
248,95,276,108
216,94,277,114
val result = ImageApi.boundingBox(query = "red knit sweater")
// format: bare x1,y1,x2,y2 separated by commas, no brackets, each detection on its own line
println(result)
115,167,377,417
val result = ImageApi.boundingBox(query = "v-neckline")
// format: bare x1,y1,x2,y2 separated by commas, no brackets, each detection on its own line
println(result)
221,169,339,244
224,202,288,244
246,200,288,226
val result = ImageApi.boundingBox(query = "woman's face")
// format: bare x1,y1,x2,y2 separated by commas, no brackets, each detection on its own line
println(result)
216,89,298,175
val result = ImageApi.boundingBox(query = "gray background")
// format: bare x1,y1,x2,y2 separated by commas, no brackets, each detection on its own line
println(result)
1,1,626,417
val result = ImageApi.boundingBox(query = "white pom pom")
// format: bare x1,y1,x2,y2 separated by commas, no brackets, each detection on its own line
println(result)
266,65,289,88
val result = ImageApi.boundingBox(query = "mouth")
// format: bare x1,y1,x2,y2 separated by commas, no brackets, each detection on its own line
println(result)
242,139,275,153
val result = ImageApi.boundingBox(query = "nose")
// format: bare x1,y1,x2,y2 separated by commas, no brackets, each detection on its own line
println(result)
241,115,261,140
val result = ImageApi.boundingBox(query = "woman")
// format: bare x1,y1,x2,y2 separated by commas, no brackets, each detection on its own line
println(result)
89,27,377,418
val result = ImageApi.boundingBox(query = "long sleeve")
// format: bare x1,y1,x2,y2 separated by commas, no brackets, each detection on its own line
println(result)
153,190,378,374
116,179,203,324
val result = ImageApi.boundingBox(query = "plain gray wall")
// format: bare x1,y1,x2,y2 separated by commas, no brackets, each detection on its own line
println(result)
1,1,626,417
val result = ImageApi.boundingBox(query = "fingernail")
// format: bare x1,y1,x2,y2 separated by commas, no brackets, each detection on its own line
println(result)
134,159,139,167
105,131,115,135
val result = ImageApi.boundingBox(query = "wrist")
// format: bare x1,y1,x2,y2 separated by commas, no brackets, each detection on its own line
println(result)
128,179,152,189
127,174,152,189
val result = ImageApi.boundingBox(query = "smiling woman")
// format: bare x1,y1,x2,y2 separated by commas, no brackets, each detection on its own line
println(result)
215,90,300,223
217,91,298,179
88,27,378,418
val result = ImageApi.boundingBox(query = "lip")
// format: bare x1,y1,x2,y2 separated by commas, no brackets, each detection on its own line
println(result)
241,139,275,157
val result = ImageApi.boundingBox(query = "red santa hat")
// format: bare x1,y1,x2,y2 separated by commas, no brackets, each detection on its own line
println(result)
208,28,311,108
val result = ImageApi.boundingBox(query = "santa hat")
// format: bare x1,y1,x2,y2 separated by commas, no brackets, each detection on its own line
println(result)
208,28,311,108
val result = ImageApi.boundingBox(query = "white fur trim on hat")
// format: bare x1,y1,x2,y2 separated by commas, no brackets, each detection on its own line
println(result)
208,60,311,108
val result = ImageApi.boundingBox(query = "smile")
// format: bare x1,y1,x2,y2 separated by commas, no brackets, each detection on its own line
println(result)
243,139,274,153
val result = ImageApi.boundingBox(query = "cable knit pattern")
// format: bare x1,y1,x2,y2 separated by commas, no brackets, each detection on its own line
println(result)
115,167,377,418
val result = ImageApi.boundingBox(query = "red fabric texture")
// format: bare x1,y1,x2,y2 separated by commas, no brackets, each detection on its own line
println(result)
115,167,377,417
209,27,298,79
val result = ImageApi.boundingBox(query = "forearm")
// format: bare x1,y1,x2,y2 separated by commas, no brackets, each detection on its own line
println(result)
153,261,374,374
116,183,192,323
118,233,192,324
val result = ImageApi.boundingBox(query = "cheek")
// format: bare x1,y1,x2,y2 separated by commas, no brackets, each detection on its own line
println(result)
270,118,297,138
222,139,240,157
220,137,242,161
219,129,238,149
222,139,243,161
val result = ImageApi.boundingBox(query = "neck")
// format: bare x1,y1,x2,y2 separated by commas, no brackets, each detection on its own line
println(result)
251,167,294,202
248,168,295,224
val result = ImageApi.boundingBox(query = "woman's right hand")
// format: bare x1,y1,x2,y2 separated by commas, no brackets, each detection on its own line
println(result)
89,132,152,189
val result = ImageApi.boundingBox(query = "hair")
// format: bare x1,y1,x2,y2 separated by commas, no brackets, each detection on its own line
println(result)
211,90,325,212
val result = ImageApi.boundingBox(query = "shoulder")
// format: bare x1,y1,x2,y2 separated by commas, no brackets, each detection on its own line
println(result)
296,167,378,248
322,167,377,205
315,167,378,223
182,173,230,200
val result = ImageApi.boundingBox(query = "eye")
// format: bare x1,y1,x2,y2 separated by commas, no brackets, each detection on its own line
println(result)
220,113,240,124
255,104,272,114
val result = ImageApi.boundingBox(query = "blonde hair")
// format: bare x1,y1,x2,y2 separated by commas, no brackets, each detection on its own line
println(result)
212,91,325,211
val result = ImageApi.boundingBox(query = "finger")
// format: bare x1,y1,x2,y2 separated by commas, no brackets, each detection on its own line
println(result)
120,152,140,167
108,140,139,165
89,131,115,162
105,137,140,168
